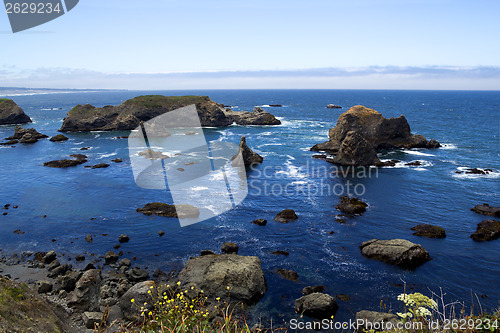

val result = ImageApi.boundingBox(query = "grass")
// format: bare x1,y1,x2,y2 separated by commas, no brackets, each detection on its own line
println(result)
101,282,285,333
125,95,208,109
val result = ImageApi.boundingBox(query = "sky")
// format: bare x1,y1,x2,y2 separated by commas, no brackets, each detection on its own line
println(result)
1,0,499,90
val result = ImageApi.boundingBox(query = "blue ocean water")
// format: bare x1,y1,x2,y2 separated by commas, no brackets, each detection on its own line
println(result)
0,89,499,323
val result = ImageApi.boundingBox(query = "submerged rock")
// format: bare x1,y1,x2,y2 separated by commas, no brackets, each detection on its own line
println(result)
295,293,339,319
411,224,446,238
471,204,500,217
470,220,500,241
274,209,298,223
336,196,368,215
136,202,200,219
232,136,263,166
0,99,31,125
302,285,325,295
251,218,267,226
359,239,431,269
179,254,266,305
311,105,440,166
276,268,299,282
224,107,281,125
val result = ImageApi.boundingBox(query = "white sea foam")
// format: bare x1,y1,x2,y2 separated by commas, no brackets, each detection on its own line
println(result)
379,159,433,169
440,143,458,150
452,167,500,179
190,186,209,192
97,152,117,159
401,149,435,157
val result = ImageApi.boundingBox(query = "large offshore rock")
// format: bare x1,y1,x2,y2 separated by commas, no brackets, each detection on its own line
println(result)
359,239,431,269
0,99,31,125
178,254,266,305
232,136,263,166
224,107,281,125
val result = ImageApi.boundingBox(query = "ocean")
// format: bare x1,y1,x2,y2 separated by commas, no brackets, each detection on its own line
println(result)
0,89,499,324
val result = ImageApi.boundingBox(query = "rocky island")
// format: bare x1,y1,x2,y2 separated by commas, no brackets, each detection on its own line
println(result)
0,98,32,125
311,105,440,166
59,95,280,132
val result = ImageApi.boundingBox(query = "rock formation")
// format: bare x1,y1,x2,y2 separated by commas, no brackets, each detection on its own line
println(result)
294,292,339,319
336,196,368,215
232,136,263,166
274,209,298,223
0,99,31,125
311,105,440,166
471,204,500,217
178,254,267,305
470,220,500,241
59,95,280,132
224,107,281,125
136,202,200,219
359,239,431,269
411,224,446,238
5,125,48,144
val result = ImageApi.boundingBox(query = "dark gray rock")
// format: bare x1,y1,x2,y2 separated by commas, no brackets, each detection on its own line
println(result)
251,219,267,226
82,312,104,329
67,269,102,312
274,209,298,223
43,250,57,264
355,310,400,331
179,254,266,305
471,220,500,241
56,271,83,292
302,285,325,295
0,99,31,125
221,242,239,254
360,239,431,269
295,293,339,319
36,280,53,293
471,204,500,217
127,267,150,283
224,106,281,125
336,196,368,215
105,251,119,265
136,202,200,219
118,234,129,243
231,136,263,166
276,268,299,282
411,224,446,238
49,134,69,142
119,281,155,321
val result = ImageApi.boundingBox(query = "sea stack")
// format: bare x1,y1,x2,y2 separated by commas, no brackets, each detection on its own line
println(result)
0,99,32,125
311,105,440,166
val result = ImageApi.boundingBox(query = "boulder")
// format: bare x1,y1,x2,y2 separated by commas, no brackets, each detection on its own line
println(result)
105,251,119,265
311,105,440,166
136,202,200,219
359,239,431,269
43,250,57,264
274,209,298,223
336,196,368,215
43,159,86,168
82,312,104,329
56,271,83,292
471,204,500,217
302,285,325,295
178,254,266,305
88,163,110,169
6,126,47,141
276,268,299,282
470,220,500,241
221,242,239,254
49,134,69,142
355,310,400,331
126,267,150,283
36,280,53,293
411,224,446,238
294,293,339,319
0,99,31,124
119,281,155,321
231,136,263,166
251,219,267,226
118,234,129,243
67,269,102,312
224,107,281,125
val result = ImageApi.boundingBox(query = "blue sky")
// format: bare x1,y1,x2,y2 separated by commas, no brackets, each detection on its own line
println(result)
1,0,499,89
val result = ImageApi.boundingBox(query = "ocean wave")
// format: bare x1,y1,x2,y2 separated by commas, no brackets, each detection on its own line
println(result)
452,167,500,179
440,143,458,150
97,152,118,159
379,159,433,169
401,149,435,157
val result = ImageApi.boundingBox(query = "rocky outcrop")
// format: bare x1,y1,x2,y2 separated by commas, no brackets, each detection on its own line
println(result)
359,239,431,269
119,281,155,321
470,220,500,241
67,269,102,312
411,224,446,238
327,104,342,109
59,95,280,132
6,125,48,144
294,293,339,319
471,204,500,217
136,202,200,219
0,99,31,125
336,196,368,215
43,154,88,168
178,254,267,305
49,134,69,142
355,310,400,331
311,105,440,166
232,136,263,166
274,209,298,223
224,107,281,125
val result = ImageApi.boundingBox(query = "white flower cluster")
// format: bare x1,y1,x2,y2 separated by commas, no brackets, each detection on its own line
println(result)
396,293,437,319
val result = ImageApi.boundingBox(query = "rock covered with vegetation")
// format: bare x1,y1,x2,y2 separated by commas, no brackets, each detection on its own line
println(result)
0,99,31,125
311,105,440,166
59,95,280,132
